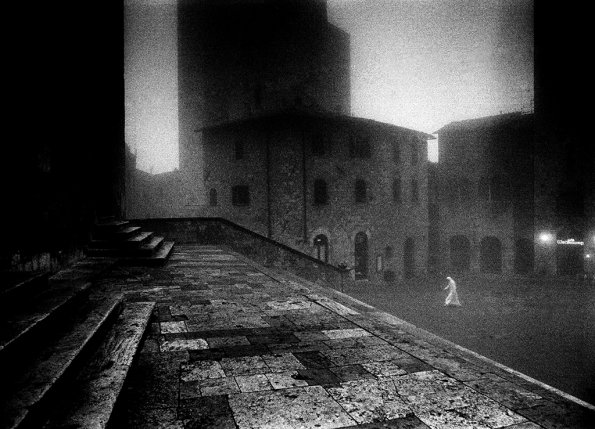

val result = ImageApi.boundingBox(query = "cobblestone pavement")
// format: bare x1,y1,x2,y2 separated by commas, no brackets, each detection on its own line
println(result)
104,245,595,428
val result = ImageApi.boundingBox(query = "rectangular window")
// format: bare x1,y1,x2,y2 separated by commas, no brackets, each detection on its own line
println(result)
209,189,218,206
411,179,419,203
392,178,401,203
411,140,418,165
312,132,327,156
355,179,367,203
232,185,250,206
314,179,328,205
349,135,371,158
393,142,400,163
234,140,244,160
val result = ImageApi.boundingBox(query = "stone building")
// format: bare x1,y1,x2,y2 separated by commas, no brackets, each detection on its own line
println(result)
177,0,350,210
430,112,594,276
198,109,433,282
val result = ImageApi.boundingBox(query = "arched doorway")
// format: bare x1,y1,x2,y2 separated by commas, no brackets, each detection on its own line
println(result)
450,235,470,272
313,234,329,263
514,238,534,274
480,236,502,273
404,237,415,279
354,232,368,279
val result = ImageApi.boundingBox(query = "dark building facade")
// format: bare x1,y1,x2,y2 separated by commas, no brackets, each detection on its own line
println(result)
177,0,351,209
199,110,433,282
430,112,594,277
127,0,435,281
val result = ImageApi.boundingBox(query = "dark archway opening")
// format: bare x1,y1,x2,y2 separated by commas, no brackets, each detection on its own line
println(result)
313,234,329,263
404,237,415,279
354,232,368,279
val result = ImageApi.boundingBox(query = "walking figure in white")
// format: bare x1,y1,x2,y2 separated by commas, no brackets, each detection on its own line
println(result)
444,276,461,306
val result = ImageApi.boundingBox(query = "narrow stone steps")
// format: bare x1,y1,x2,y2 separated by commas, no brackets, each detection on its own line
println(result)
86,235,163,258
88,218,174,265
95,220,129,229
119,240,175,266
92,226,141,241
0,295,124,429
0,280,92,356
42,302,155,429
137,235,165,255
88,231,153,249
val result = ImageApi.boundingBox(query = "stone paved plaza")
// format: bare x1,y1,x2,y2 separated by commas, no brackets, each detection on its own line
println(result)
101,245,594,428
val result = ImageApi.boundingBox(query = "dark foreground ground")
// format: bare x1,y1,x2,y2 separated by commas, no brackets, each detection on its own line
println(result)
346,274,595,404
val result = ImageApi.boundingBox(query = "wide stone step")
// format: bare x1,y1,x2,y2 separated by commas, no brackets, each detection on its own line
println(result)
92,225,141,241
0,281,93,358
137,235,165,255
42,302,155,429
119,240,175,266
0,295,124,429
94,220,129,230
88,230,153,249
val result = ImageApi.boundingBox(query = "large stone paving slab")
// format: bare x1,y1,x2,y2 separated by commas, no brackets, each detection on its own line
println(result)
228,386,356,429
326,379,412,424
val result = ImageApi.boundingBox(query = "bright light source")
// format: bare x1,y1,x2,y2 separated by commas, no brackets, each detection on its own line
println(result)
539,232,553,243
587,254,592,259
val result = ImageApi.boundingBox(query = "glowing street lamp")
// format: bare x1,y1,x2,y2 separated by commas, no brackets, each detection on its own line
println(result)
538,232,553,243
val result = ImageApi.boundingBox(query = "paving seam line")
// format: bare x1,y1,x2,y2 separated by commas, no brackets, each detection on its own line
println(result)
221,247,595,412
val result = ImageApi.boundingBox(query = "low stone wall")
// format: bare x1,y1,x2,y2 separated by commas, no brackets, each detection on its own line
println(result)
131,217,345,289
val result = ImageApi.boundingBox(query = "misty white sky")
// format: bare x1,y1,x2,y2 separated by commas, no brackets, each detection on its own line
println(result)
125,0,533,173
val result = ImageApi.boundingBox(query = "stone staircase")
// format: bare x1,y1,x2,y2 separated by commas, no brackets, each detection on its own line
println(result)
87,218,174,265
0,265,155,429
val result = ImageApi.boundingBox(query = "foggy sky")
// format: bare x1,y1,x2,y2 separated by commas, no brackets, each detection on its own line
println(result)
125,0,533,173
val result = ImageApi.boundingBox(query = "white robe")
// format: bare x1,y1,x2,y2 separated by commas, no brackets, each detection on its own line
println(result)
444,278,461,306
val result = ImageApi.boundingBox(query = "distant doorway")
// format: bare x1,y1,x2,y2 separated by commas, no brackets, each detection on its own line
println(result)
404,237,415,279
354,232,368,279
450,235,471,272
313,234,329,263
514,238,534,274
480,236,502,273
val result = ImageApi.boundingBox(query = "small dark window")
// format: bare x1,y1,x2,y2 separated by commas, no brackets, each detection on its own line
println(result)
349,135,371,158
355,179,367,203
234,140,244,160
232,185,250,206
411,138,418,165
254,84,262,110
385,245,394,258
478,177,490,201
491,175,509,202
312,132,327,156
392,178,401,203
209,188,217,206
393,142,400,163
411,178,419,203
313,179,328,205
458,178,472,201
